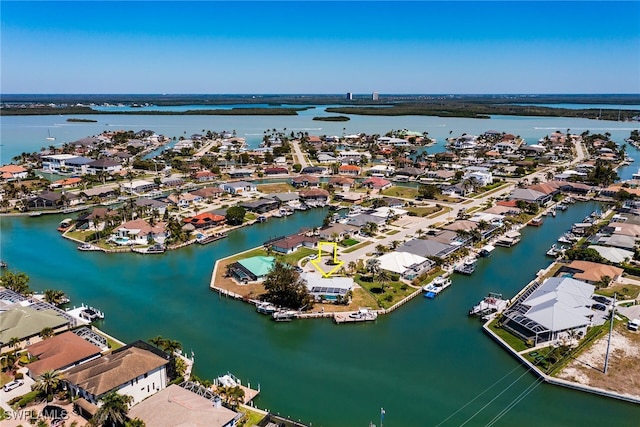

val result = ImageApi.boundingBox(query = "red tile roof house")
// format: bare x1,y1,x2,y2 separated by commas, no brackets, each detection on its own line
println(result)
264,167,289,175
26,331,102,379
338,165,361,176
183,213,226,230
191,170,218,182
50,177,83,189
0,164,28,181
362,177,392,191
299,188,330,206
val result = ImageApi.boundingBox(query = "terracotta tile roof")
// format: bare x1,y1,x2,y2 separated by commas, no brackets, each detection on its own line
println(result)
183,213,226,225
339,165,360,172
0,165,27,173
64,346,168,397
27,332,102,377
299,188,330,198
567,260,624,283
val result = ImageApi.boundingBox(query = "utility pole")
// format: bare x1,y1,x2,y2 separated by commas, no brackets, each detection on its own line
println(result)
604,293,617,374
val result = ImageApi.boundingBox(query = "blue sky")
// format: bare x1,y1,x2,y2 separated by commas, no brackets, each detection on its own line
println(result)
1,1,639,94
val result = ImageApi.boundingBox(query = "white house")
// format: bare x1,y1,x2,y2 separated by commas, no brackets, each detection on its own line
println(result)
464,166,493,186
301,272,354,301
41,154,81,174
220,181,257,194
377,251,435,280
338,150,371,164
64,345,169,406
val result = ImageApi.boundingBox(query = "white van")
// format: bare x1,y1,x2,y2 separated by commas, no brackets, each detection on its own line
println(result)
628,319,640,331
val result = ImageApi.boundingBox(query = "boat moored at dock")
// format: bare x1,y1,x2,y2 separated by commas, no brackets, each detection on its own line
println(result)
334,308,378,324
423,276,452,298
454,257,477,275
469,293,509,318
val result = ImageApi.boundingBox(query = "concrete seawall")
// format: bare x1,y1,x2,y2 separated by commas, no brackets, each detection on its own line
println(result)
482,321,640,405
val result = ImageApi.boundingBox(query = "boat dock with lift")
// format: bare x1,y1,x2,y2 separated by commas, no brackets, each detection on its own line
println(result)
333,308,378,324
423,276,452,298
469,293,509,318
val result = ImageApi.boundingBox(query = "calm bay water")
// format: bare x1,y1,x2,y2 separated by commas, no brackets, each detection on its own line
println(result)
1,112,640,425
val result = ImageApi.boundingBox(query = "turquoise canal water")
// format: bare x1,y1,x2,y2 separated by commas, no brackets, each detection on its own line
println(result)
2,203,640,426
2,112,640,425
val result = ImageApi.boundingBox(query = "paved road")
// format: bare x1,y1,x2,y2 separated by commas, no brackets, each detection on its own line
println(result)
290,140,309,169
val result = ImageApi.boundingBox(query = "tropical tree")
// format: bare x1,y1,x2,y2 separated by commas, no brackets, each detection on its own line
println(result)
262,261,313,310
33,369,63,401
93,391,134,427
148,335,165,348
124,419,146,427
43,289,67,306
161,339,182,355
0,271,32,295
40,327,54,340
225,206,246,226
366,258,381,276
227,386,245,408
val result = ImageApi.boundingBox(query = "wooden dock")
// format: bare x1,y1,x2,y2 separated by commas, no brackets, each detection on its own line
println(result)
333,309,378,324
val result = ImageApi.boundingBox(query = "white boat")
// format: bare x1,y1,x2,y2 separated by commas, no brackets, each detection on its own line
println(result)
469,293,509,317
557,232,577,244
256,301,277,314
423,276,452,297
78,243,101,251
454,258,477,275
546,244,565,257
479,244,495,257
46,129,56,141
348,308,378,321
633,168,640,180
556,203,568,211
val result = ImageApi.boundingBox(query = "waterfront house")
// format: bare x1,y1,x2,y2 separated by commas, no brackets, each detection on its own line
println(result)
380,197,406,208
338,165,361,176
561,261,624,286
317,153,337,163
591,234,636,251
227,169,253,179
368,165,395,177
395,167,424,179
264,167,289,175
463,167,493,187
338,150,371,164
291,175,320,188
396,237,458,260
114,220,169,245
377,251,434,280
301,272,354,301
268,234,318,254
299,188,330,206
240,198,279,213
183,213,226,230
300,166,327,175
160,176,185,188
192,170,218,182
362,177,392,191
502,277,596,345
76,207,117,230
0,164,28,181
329,176,355,191
424,169,456,181
509,188,552,205
0,306,70,353
229,256,275,283
220,181,256,195
26,331,102,379
127,384,239,427
27,191,66,210
64,344,169,406
75,185,119,201
41,154,81,174
269,192,300,204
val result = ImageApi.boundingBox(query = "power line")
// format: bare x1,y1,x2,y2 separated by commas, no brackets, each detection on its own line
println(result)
433,364,522,427
484,377,545,427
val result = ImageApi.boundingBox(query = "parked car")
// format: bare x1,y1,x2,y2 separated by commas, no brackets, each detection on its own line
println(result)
593,295,611,305
592,303,607,311
3,379,24,392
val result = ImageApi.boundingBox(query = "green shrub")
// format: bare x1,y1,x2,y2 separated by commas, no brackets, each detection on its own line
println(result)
14,372,24,379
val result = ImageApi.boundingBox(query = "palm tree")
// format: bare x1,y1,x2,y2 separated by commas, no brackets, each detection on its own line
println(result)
347,261,357,274
124,418,146,427
43,289,67,306
40,327,54,340
148,335,165,349
162,339,182,355
227,386,245,408
8,337,21,352
93,391,134,427
0,270,32,295
33,369,63,401
366,258,381,276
